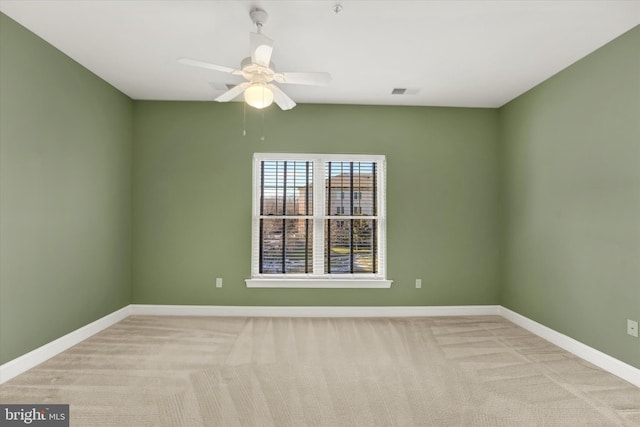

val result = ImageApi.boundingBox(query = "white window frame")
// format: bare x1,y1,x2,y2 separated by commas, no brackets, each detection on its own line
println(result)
246,153,391,289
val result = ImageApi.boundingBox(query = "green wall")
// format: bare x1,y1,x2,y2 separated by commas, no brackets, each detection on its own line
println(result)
500,25,640,367
0,14,133,364
132,102,501,306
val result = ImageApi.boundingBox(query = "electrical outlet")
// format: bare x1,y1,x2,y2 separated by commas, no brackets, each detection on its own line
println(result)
216,278,223,288
415,279,422,289
627,319,638,338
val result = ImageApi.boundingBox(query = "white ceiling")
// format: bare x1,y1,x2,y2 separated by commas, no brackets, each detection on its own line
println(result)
1,1,639,108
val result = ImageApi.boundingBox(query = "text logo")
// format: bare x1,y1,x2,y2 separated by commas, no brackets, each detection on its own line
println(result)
0,405,69,426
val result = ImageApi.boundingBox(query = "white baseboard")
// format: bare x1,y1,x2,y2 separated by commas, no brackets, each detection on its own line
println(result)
0,305,131,384
128,304,501,317
2,304,638,389
500,307,640,388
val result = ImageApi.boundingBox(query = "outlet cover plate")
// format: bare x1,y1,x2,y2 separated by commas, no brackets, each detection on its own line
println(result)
627,319,638,338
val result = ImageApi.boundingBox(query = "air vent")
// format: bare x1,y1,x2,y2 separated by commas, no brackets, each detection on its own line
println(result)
391,87,420,96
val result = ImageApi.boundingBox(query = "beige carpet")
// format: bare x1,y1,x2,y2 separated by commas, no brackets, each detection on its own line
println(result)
1,315,638,426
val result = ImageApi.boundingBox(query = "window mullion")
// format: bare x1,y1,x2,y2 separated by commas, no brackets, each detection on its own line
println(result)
349,162,354,273
253,158,262,276
312,159,325,275
282,162,287,273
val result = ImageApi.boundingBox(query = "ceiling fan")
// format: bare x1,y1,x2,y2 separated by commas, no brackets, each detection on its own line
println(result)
178,8,331,111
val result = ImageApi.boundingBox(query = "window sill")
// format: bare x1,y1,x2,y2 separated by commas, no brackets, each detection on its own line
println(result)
245,278,393,289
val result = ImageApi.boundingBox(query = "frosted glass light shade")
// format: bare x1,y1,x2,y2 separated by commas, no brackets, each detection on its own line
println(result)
244,84,274,109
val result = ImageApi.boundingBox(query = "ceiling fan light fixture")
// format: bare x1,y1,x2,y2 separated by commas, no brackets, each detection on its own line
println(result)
180,7,330,111
244,83,274,109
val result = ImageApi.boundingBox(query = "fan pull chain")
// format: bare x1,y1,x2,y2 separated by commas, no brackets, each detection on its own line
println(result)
260,109,265,141
242,102,247,136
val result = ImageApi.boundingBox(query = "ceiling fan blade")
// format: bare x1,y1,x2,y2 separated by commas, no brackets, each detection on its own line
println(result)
250,32,274,67
178,58,243,75
215,82,251,102
274,72,332,86
268,84,296,110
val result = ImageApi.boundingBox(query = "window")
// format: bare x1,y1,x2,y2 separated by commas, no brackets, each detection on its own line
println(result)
246,153,391,288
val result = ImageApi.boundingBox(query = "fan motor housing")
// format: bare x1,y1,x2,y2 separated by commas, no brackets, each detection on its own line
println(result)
240,57,276,83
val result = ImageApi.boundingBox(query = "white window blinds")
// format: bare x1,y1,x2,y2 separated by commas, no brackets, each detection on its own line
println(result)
259,160,313,274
